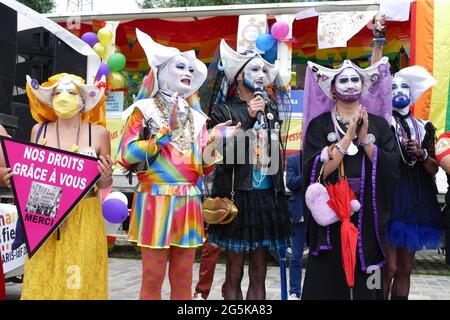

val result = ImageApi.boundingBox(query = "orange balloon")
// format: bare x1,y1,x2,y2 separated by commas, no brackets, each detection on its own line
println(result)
107,72,125,89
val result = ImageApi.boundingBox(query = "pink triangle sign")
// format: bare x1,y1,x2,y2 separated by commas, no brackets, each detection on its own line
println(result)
0,136,101,258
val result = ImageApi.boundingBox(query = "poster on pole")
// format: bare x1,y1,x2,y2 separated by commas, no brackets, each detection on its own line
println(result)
0,136,101,258
0,204,27,273
318,11,377,49
237,14,267,54
106,90,125,115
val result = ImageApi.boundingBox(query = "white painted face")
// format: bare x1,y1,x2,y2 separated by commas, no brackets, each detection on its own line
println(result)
243,57,271,90
392,75,411,108
165,56,194,96
333,68,363,102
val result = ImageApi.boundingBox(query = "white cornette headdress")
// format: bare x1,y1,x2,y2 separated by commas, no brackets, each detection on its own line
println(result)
394,65,436,103
303,57,393,140
219,39,278,85
307,57,390,100
136,28,207,98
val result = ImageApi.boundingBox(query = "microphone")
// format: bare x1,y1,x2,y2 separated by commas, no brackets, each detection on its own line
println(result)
254,86,266,128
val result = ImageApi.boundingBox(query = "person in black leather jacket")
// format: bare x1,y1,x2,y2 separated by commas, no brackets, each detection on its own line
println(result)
206,40,291,300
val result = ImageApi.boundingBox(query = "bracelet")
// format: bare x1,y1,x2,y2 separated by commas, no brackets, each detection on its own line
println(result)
419,149,429,162
371,37,386,48
335,143,348,156
99,175,112,183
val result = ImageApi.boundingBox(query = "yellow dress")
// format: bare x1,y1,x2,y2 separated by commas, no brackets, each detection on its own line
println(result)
21,141,108,300
21,196,108,300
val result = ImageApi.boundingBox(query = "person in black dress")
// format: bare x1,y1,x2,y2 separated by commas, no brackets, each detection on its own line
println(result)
206,40,291,300
301,58,400,300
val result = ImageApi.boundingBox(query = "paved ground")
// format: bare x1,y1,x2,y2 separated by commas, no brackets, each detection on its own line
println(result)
106,244,450,276
5,255,450,300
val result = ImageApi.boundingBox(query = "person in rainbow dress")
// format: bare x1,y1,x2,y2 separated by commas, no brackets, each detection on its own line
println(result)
117,29,239,300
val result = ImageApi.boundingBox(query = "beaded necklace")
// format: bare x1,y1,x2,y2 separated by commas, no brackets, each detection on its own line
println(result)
154,94,195,152
394,115,421,166
56,118,81,153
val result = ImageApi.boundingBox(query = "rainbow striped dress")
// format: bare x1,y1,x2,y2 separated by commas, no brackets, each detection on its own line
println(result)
117,98,218,249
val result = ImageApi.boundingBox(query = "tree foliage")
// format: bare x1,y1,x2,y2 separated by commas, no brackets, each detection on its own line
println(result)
137,0,308,9
17,0,55,13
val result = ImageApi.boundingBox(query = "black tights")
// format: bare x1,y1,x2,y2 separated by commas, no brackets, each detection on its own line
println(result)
224,247,268,300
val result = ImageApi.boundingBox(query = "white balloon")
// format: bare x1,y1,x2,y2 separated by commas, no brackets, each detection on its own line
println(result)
105,191,128,206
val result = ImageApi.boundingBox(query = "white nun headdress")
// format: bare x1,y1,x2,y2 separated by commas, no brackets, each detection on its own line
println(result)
136,28,207,98
219,39,278,85
394,65,437,103
307,57,390,100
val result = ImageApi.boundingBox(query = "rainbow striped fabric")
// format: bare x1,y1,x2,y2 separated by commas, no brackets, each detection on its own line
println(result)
411,0,450,136
118,106,216,248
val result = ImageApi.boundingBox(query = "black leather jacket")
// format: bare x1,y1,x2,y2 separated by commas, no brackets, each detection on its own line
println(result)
207,95,286,194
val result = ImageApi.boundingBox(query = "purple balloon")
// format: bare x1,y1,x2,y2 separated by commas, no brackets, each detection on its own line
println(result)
96,62,110,79
102,198,128,224
81,32,99,48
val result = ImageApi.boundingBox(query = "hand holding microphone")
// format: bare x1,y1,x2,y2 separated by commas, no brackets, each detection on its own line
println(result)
248,86,266,127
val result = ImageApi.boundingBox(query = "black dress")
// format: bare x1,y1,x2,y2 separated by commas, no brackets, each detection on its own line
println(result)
206,95,291,252
387,116,444,251
301,112,400,300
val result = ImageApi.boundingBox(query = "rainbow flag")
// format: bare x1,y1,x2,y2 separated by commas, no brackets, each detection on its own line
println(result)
411,0,450,136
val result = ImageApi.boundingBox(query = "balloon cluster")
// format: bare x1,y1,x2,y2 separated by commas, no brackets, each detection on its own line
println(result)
81,27,126,89
102,191,129,224
255,21,290,64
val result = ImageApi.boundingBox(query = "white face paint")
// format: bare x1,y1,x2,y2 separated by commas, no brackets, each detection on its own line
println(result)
333,68,363,102
165,56,194,96
392,75,411,110
243,57,271,90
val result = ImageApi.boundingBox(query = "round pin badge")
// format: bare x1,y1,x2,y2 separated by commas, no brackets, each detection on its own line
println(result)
31,79,39,90
327,132,338,143
347,142,359,156
366,134,376,144
267,113,274,120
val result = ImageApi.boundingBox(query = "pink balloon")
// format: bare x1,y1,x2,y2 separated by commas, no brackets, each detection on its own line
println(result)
271,21,290,40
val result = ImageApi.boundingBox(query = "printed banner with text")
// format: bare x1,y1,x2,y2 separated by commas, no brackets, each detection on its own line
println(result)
0,137,101,257
0,204,27,273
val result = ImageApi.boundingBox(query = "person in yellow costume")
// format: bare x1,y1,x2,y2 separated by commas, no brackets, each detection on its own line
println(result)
3,73,114,300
